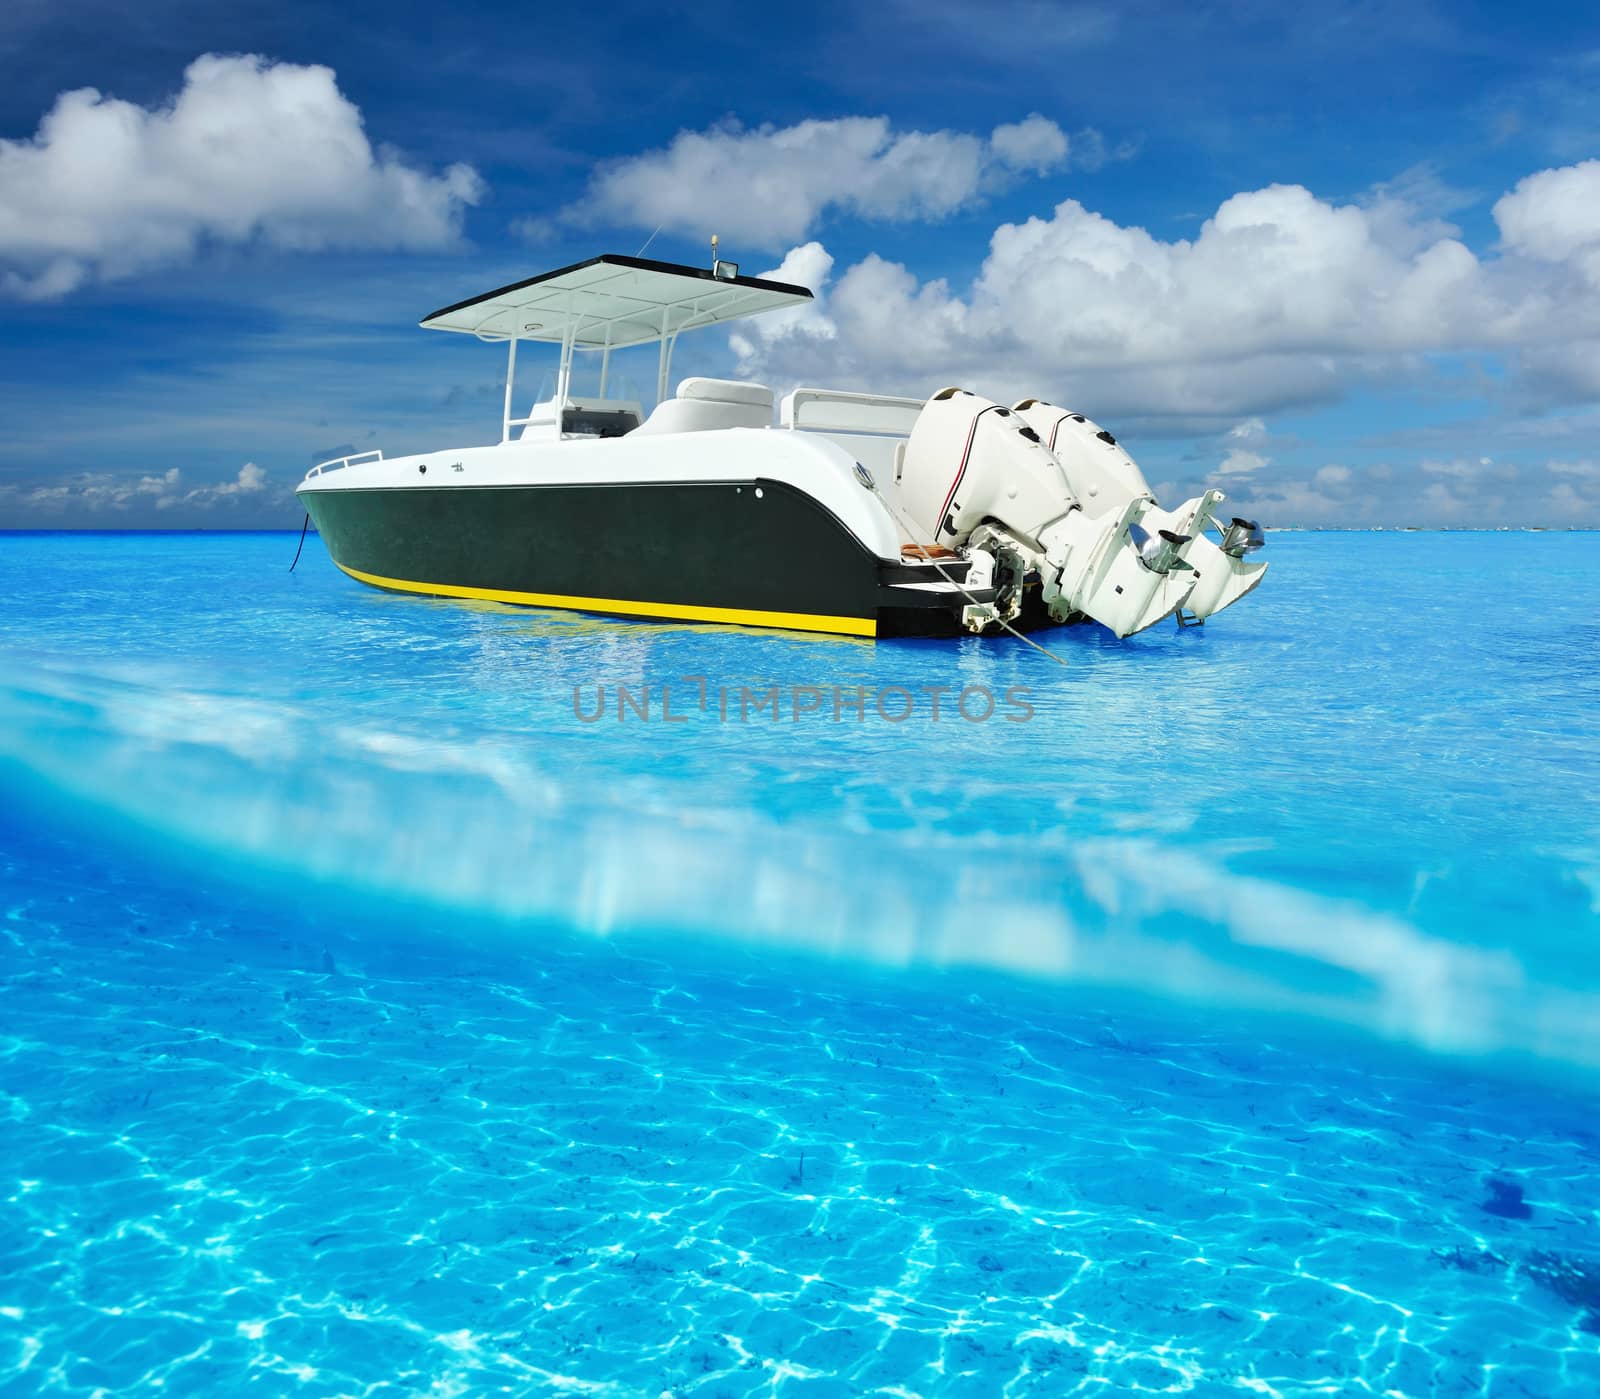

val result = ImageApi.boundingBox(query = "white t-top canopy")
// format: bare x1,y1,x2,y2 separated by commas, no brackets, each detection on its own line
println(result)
419,254,813,348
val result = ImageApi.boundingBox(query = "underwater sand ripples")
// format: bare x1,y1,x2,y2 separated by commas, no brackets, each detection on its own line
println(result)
3,828,1599,1396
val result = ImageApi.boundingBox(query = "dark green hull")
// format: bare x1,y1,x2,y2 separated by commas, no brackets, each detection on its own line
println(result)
299,478,985,637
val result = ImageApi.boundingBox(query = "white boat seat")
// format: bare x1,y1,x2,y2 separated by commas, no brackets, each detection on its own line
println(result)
632,378,774,435
677,377,774,408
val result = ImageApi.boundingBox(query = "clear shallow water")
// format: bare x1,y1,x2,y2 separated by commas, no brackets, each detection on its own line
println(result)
1,530,1598,1394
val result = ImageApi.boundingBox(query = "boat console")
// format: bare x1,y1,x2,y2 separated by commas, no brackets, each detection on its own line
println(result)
516,397,644,441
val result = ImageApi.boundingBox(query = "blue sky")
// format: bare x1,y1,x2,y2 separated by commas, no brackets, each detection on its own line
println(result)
1,0,1598,527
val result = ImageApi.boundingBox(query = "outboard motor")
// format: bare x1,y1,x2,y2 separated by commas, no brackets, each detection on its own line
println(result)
898,388,1198,637
896,389,1075,549
1013,398,1268,625
1014,400,1153,516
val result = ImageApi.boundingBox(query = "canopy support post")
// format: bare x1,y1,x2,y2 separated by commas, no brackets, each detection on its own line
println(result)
501,335,518,443
656,306,672,405
555,309,577,407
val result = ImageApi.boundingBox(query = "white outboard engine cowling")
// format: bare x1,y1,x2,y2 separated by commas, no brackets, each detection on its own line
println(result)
898,388,1199,638
898,388,1076,548
1014,401,1153,517
1013,399,1269,625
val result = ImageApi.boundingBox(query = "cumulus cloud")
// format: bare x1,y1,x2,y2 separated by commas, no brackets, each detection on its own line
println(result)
715,160,1600,527
989,115,1070,174
568,114,1116,248
1218,417,1270,475
730,162,1600,422
213,461,268,497
0,54,484,299
0,462,272,518
1494,160,1600,279
728,242,838,365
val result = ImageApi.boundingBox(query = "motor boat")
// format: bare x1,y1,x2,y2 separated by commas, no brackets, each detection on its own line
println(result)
297,252,1266,639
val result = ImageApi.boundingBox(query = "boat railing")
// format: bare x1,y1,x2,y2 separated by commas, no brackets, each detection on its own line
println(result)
305,449,384,480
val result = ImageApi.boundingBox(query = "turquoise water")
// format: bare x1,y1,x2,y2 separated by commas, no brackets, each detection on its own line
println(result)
1,530,1598,1395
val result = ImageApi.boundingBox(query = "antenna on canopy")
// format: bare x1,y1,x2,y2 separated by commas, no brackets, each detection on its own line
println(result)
711,234,738,281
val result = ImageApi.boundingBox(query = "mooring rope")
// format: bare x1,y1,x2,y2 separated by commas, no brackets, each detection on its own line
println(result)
289,513,310,572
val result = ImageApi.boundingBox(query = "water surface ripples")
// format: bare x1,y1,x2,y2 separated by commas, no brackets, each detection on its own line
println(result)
1,530,1598,1394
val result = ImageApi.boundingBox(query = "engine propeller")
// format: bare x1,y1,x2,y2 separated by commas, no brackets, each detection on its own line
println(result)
1220,517,1265,557
1129,520,1193,573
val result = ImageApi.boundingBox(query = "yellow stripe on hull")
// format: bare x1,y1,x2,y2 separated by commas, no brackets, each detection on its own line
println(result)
334,561,879,637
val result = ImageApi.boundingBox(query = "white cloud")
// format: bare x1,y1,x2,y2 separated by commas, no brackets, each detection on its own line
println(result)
1549,459,1600,479
0,54,484,299
1548,482,1593,515
1494,160,1600,279
989,115,1070,174
729,163,1600,421
1183,452,1600,529
569,114,1108,248
1218,449,1268,475
1421,457,1517,480
729,242,838,367
0,462,272,517
1360,162,1477,256
1218,416,1270,474
1506,338,1600,405
212,461,268,497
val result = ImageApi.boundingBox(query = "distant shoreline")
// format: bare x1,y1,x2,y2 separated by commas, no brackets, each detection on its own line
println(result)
1,526,1595,537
